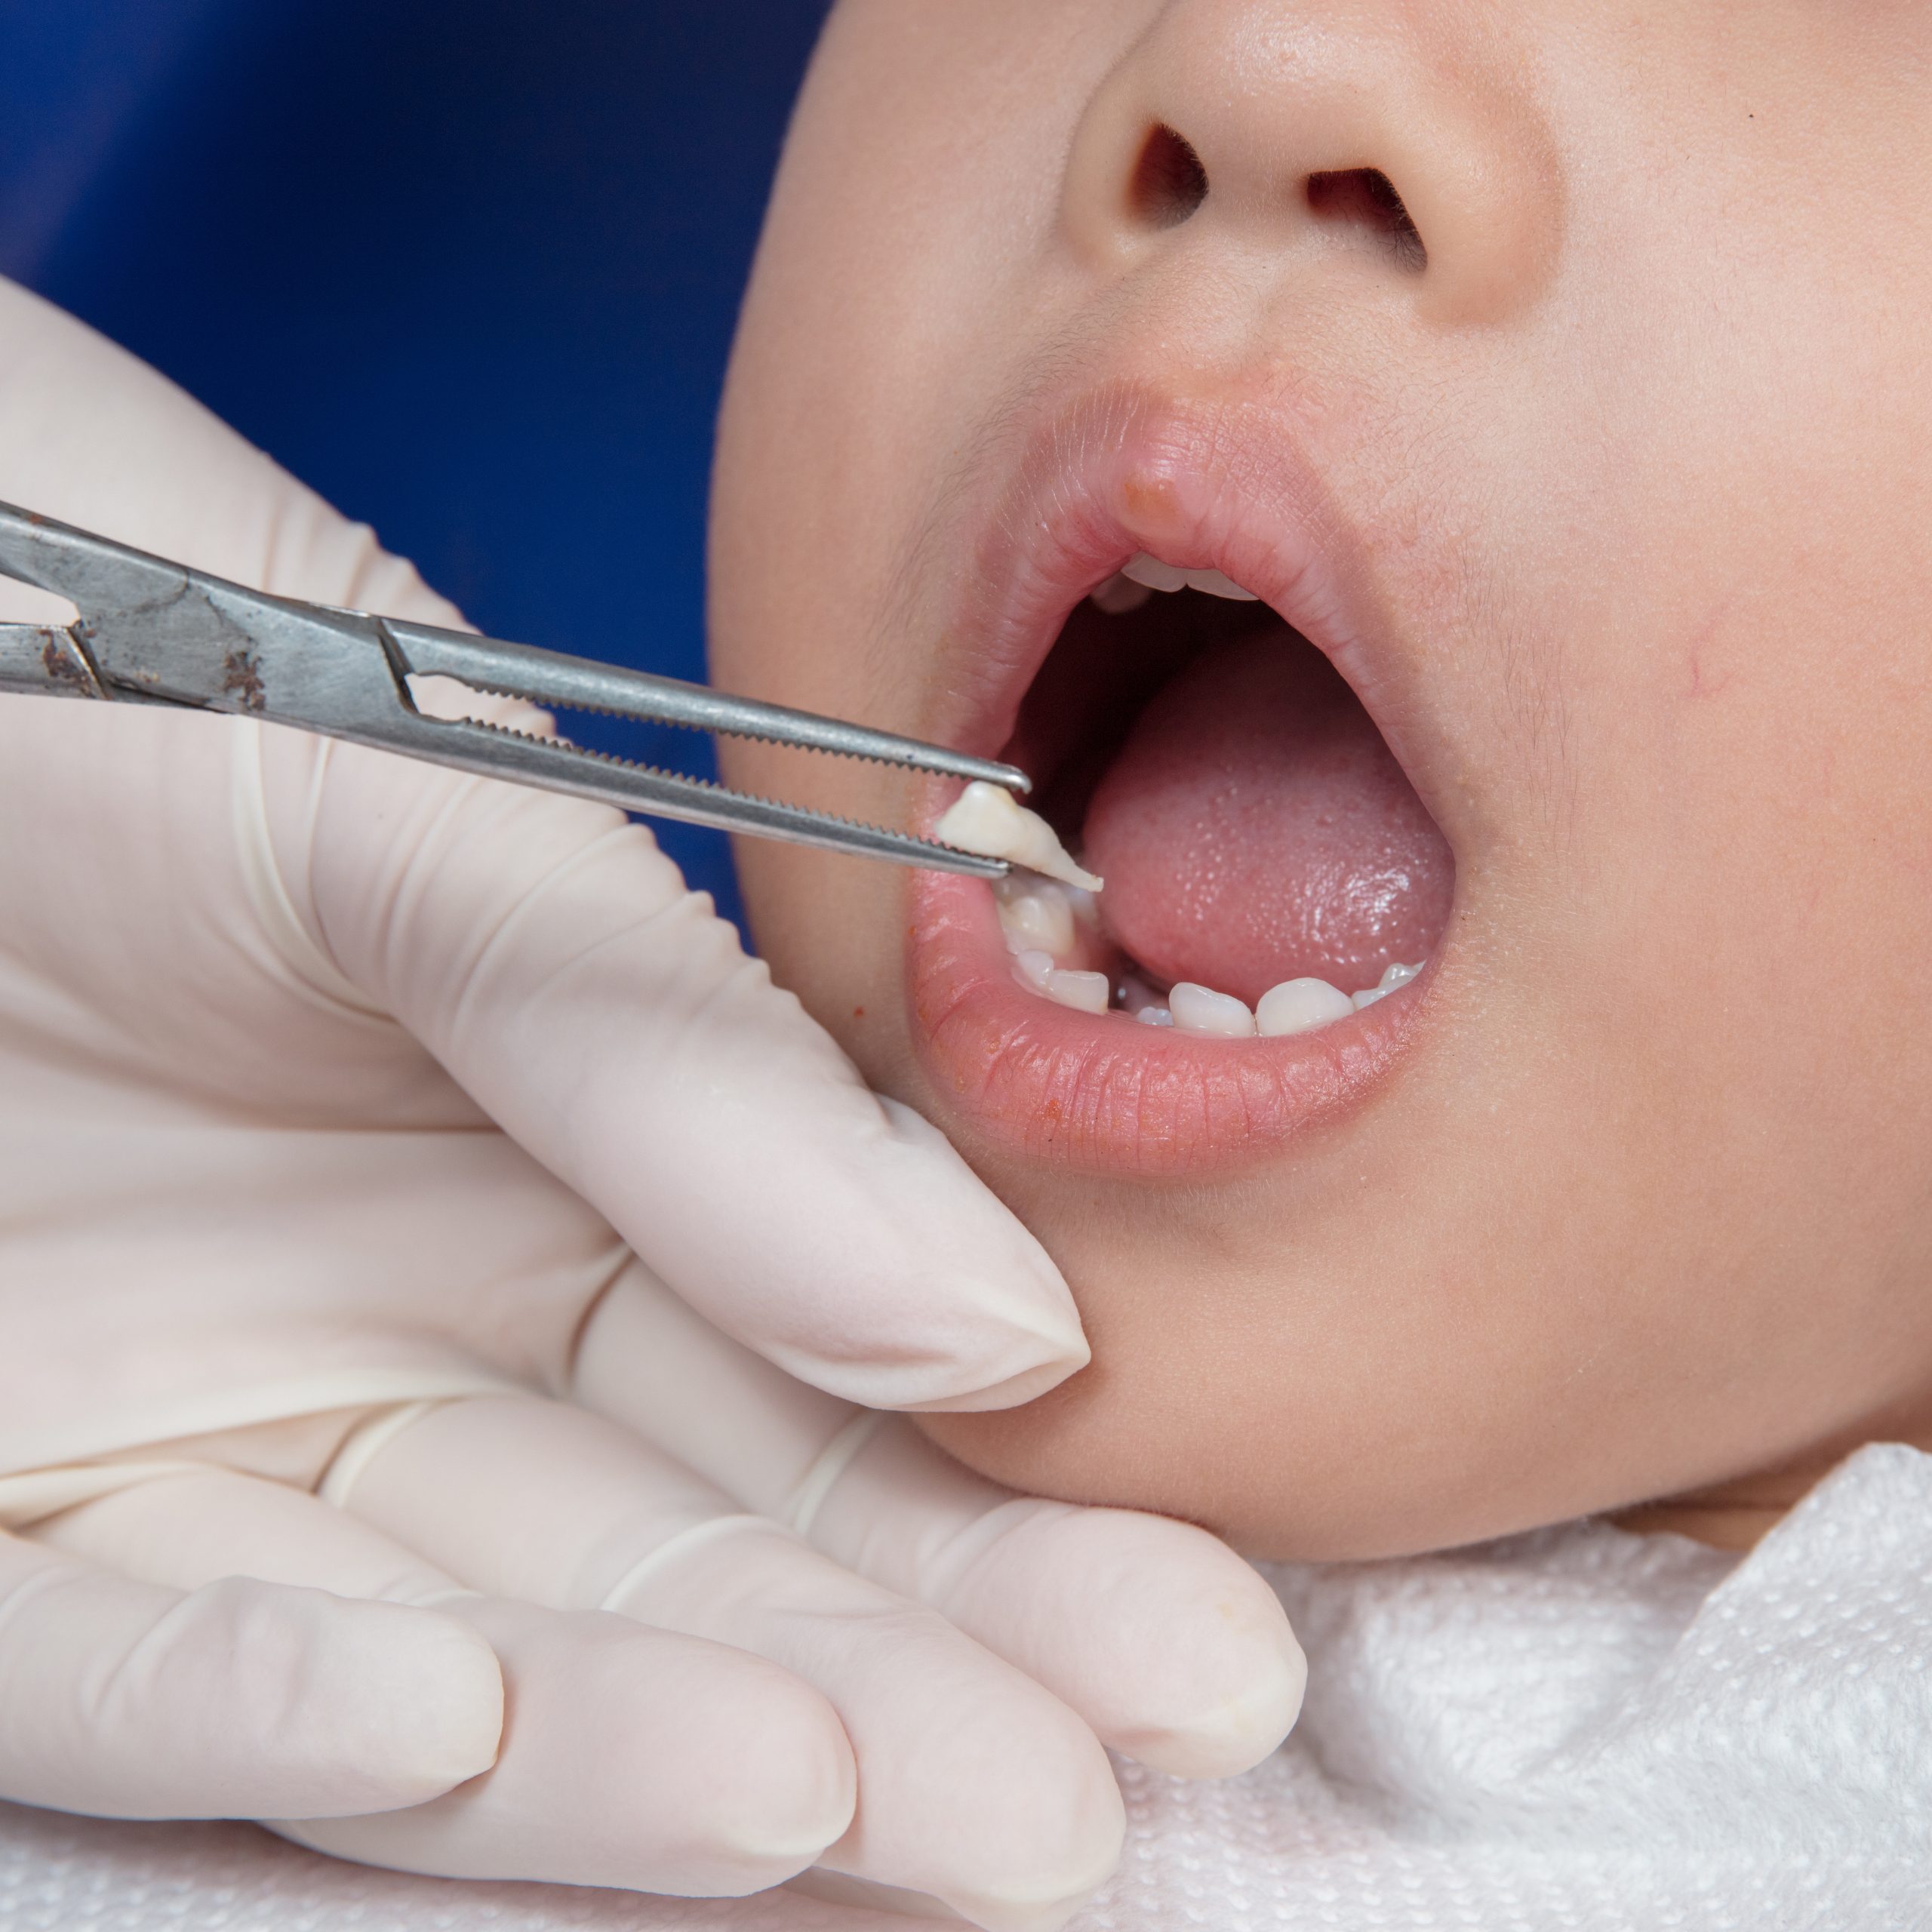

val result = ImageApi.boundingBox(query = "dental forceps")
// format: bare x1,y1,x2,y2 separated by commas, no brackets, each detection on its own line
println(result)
0,501,1023,876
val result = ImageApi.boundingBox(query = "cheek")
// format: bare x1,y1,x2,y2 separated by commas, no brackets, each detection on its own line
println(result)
732,836,916,1091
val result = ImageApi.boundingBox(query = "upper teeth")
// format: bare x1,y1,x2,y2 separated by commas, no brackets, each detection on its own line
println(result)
1090,574,1154,615
1092,554,1261,607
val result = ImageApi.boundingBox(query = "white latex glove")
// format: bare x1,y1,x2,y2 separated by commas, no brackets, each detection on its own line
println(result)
0,280,1306,1932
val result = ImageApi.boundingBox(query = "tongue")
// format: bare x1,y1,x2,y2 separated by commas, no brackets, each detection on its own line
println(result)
1081,626,1452,1007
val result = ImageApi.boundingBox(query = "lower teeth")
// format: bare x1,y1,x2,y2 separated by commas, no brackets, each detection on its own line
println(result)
1254,977,1353,1036
997,874,1421,1038
997,879,1078,958
1169,982,1257,1038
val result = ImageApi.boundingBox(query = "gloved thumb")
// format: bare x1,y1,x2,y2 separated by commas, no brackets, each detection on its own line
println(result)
273,737,1089,1412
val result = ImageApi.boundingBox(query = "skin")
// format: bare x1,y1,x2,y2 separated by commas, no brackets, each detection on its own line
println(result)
710,0,1932,1561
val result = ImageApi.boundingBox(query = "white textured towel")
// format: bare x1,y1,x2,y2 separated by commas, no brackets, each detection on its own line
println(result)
3,1443,1927,1931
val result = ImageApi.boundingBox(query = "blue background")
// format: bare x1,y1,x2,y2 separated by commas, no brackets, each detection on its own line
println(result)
0,0,838,930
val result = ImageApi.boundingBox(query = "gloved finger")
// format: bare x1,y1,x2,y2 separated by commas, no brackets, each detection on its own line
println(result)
809,1423,1307,1781
574,1266,1306,1780
265,725,1088,1416
0,1521,500,1821
331,1394,1124,1932
34,1466,856,1897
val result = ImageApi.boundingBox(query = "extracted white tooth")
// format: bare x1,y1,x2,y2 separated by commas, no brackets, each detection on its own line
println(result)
1091,573,1154,615
1135,1006,1174,1027
1256,977,1355,1037
1170,983,1258,1038
1121,553,1191,594
937,781,1103,892
996,884,1077,959
1045,968,1110,1015
1118,975,1167,1019
1012,949,1055,993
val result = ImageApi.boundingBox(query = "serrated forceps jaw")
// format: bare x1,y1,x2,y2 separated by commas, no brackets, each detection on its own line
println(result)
0,502,1022,877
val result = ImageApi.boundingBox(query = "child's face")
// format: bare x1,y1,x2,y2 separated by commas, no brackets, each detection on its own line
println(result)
709,1,1932,1558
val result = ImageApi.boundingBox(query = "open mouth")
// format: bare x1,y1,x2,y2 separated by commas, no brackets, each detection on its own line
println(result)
905,387,1457,1172
950,560,1451,1033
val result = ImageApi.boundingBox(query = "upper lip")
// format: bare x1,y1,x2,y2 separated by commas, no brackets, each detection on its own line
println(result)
919,375,1431,816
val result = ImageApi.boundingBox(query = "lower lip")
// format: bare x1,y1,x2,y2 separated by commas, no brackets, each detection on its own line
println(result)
906,869,1426,1175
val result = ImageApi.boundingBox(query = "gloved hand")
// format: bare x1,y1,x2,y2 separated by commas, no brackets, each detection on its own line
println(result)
0,279,1306,1932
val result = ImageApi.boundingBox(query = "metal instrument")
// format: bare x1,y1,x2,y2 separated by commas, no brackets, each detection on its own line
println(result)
0,501,1023,876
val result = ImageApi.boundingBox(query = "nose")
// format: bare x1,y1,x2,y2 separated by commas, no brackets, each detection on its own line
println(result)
1062,0,1562,325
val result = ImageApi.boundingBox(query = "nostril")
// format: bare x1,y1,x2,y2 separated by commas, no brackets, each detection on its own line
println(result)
1129,125,1209,229
1306,168,1427,271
